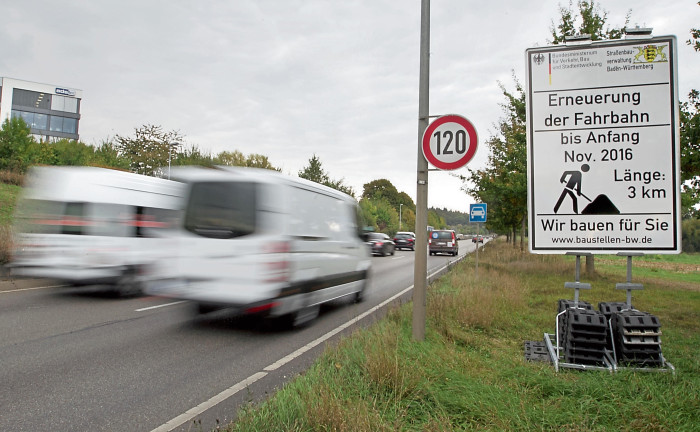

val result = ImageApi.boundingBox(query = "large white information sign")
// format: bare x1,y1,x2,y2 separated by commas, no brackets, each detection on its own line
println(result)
526,36,681,254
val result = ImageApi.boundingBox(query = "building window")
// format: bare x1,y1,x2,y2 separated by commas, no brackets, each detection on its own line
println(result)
51,95,79,113
48,115,77,134
12,89,51,110
11,110,48,130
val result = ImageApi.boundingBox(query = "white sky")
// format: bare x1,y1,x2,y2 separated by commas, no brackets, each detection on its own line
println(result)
2,0,698,213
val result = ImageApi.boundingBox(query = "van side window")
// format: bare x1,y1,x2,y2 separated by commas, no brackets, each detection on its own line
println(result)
184,182,257,239
61,202,87,235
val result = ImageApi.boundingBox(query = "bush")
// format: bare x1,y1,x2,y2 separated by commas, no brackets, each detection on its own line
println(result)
682,218,700,252
0,170,24,186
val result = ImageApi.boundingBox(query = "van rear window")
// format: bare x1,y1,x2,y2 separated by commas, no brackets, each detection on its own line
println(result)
433,231,454,240
184,181,257,239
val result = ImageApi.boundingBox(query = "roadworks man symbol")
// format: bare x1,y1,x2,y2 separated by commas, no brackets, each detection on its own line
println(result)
634,45,668,63
553,164,620,215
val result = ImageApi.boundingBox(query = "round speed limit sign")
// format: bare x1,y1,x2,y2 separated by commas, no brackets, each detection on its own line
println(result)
422,114,478,170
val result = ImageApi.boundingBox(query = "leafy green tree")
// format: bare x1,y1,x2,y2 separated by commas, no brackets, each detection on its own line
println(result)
245,153,280,170
550,0,629,43
463,2,629,250
680,90,700,219
174,144,215,168
680,7,700,219
92,140,130,170
399,207,416,233
361,179,401,208
427,210,445,230
0,117,37,172
115,124,184,177
214,150,246,166
465,79,527,247
358,198,378,231
298,154,355,196
51,139,95,166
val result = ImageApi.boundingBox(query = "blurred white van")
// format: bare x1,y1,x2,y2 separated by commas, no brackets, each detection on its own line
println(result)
9,166,185,296
145,166,372,327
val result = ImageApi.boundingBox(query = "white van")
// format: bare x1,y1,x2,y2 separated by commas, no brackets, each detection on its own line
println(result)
10,166,185,296
145,166,372,326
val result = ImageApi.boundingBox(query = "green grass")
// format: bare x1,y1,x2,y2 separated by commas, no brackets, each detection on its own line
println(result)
222,239,700,432
0,182,21,227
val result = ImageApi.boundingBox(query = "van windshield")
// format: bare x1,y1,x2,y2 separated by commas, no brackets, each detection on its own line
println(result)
184,181,257,239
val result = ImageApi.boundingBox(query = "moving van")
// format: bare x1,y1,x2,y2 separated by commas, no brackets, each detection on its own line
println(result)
145,166,372,327
9,166,185,296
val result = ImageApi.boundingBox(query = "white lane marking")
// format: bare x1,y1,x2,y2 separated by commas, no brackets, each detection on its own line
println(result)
391,255,406,260
0,284,63,294
135,301,187,312
149,372,268,432
150,263,451,432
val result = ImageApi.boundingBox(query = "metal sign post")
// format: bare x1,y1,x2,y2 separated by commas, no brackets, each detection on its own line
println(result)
413,0,430,342
469,203,487,279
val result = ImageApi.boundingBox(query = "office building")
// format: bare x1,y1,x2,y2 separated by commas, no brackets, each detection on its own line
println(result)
0,77,82,141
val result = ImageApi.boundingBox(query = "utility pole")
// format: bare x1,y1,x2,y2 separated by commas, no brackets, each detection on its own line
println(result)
413,0,430,341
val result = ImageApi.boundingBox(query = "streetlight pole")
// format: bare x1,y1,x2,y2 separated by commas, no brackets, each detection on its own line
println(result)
413,0,430,341
400,204,403,230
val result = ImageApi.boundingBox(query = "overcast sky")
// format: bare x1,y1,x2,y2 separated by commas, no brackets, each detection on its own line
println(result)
2,0,698,212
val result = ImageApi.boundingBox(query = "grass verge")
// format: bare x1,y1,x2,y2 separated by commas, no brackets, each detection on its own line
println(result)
223,239,700,431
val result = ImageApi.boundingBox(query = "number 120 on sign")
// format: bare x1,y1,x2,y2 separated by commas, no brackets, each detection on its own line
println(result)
422,114,478,171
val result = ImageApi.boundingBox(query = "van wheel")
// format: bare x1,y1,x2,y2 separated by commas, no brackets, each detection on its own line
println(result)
196,303,220,314
114,269,142,297
275,304,321,329
354,279,368,303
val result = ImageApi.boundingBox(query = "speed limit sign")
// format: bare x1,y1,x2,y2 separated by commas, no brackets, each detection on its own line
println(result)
422,114,478,170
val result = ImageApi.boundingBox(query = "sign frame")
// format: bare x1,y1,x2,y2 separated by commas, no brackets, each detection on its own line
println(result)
525,36,681,254
421,114,478,170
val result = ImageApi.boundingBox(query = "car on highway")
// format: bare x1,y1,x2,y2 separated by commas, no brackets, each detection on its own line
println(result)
472,235,484,243
365,232,396,256
429,229,459,256
393,231,416,251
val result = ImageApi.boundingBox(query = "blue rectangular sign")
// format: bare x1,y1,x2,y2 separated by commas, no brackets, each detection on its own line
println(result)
469,203,487,223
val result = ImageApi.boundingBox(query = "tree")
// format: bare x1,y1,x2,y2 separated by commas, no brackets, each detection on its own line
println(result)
0,117,39,172
361,179,401,208
51,139,95,166
463,1,629,255
680,5,700,219
464,78,528,249
680,90,700,219
114,124,184,177
298,154,355,196
174,144,215,168
92,140,131,170
550,0,629,43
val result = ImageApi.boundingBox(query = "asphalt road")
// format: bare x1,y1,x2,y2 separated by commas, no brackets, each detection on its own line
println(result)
0,240,482,431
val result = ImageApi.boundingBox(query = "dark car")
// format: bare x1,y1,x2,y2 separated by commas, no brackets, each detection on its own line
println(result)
393,231,416,251
429,229,459,256
365,232,396,257
472,235,484,243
